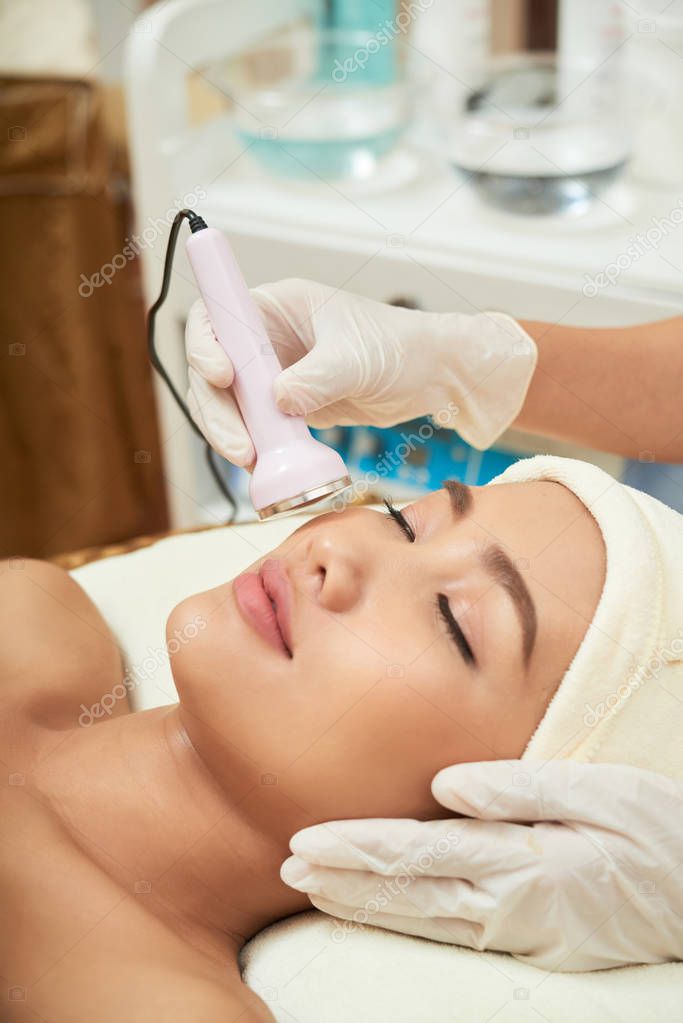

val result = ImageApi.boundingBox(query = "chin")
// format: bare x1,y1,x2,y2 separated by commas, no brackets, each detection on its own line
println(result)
166,591,208,645
165,585,228,695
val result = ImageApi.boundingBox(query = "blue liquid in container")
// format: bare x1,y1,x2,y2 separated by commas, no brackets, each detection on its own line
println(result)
236,127,402,180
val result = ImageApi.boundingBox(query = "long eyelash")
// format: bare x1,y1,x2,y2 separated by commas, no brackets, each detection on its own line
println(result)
435,594,476,666
383,503,474,666
383,498,416,542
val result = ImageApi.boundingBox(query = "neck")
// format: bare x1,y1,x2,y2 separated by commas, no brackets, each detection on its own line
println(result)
40,706,311,963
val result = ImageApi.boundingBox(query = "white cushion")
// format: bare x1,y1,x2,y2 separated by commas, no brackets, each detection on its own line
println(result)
241,911,683,1023
72,517,683,1022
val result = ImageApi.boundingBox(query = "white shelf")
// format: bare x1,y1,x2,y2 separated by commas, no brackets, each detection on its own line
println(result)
194,136,683,305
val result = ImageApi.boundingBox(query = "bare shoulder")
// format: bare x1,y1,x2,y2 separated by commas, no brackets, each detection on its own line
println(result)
104,970,275,1023
92,958,275,1023
1,784,273,1023
0,557,125,729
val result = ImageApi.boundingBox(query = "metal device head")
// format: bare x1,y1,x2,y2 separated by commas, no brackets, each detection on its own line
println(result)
248,428,351,519
185,224,351,519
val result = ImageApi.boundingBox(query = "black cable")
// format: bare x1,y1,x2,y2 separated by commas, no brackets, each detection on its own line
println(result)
146,208,237,522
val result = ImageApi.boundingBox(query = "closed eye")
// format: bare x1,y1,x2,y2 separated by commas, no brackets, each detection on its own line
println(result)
435,594,476,667
384,499,475,667
383,498,415,542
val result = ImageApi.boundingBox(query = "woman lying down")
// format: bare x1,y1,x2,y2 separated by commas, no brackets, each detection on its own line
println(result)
3,454,683,1021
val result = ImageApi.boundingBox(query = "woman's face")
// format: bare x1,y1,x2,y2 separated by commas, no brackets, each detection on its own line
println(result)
169,479,605,822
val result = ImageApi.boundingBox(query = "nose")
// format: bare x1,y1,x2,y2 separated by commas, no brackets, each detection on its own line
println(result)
303,513,366,613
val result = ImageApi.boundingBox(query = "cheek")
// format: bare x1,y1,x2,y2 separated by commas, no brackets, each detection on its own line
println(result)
280,664,467,822
169,590,395,779
336,589,441,667
403,641,533,761
274,615,476,819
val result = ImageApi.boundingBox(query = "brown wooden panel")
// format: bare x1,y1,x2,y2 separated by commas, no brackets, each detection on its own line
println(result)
0,77,168,558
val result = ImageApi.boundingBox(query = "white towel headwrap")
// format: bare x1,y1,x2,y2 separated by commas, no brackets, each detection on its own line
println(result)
488,455,683,781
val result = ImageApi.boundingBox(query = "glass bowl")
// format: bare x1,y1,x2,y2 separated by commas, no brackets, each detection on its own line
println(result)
429,53,635,216
211,24,412,183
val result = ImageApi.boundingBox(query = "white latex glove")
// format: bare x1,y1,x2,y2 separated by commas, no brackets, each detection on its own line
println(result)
184,279,537,467
280,760,683,972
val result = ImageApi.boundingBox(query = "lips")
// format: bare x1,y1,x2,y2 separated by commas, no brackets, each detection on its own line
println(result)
233,558,293,657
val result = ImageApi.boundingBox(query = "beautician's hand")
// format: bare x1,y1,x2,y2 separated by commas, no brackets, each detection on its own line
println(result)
280,760,683,972
184,281,537,466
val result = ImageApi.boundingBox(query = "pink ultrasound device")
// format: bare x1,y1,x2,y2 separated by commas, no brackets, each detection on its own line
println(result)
185,224,351,519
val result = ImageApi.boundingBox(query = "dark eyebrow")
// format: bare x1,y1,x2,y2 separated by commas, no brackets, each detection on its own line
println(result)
443,478,473,518
441,478,537,667
481,544,537,667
